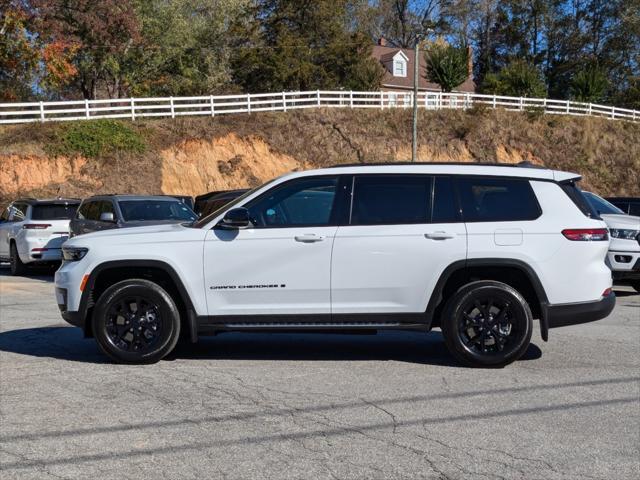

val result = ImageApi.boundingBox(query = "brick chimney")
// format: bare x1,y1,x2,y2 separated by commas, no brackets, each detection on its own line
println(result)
378,37,387,47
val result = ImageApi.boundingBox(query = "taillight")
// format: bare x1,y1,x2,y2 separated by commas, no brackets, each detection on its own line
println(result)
561,228,608,241
22,224,51,230
602,288,612,296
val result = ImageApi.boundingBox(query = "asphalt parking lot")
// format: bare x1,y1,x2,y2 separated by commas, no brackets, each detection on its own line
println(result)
0,266,638,480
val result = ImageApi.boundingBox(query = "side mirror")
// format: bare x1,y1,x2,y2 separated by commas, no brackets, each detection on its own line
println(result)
218,208,251,229
99,212,116,223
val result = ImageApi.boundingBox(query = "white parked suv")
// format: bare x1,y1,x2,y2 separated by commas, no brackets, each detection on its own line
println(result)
583,192,640,292
55,163,615,367
0,198,80,275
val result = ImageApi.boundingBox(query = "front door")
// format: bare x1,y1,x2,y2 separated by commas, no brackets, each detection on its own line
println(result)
331,175,467,315
204,176,342,317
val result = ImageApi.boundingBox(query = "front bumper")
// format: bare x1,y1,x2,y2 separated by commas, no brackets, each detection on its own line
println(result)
545,292,616,329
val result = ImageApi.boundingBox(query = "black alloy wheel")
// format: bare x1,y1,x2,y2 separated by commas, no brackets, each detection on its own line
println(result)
441,280,533,367
105,297,163,353
93,279,181,364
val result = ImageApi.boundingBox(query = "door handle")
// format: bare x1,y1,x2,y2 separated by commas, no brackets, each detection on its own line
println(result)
424,231,456,240
294,234,324,243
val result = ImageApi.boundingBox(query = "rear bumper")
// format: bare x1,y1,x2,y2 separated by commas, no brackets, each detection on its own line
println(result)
545,292,616,329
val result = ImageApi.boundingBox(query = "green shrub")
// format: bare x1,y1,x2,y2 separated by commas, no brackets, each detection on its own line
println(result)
482,60,547,98
570,65,608,103
424,43,470,92
47,120,146,158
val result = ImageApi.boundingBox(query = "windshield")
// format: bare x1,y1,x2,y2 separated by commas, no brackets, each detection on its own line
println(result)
583,192,625,215
119,200,197,222
31,204,79,220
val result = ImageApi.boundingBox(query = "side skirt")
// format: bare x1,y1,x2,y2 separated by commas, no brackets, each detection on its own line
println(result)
195,313,430,336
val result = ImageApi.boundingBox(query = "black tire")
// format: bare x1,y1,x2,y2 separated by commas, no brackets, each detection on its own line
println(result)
630,281,640,294
9,242,27,276
440,280,533,368
92,279,181,364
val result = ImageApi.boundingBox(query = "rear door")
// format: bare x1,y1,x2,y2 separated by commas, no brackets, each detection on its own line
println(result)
331,175,467,316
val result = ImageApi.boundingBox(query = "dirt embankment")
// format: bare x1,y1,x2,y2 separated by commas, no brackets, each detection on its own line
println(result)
0,108,638,204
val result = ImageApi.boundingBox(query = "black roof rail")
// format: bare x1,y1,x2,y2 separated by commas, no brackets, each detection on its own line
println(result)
326,161,548,169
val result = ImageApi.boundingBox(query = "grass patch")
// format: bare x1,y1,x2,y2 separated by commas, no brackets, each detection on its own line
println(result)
46,120,146,158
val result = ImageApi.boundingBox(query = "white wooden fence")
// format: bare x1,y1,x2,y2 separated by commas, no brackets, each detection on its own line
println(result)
0,90,637,124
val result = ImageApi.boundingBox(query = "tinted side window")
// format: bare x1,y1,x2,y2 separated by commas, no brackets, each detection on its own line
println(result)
246,177,338,228
629,202,640,216
457,177,541,222
351,175,432,225
431,176,458,223
80,201,100,221
98,201,116,215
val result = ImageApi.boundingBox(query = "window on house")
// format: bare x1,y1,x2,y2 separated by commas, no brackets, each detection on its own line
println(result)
393,59,406,77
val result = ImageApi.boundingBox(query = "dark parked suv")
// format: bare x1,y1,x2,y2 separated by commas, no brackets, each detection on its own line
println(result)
605,197,640,216
69,195,198,237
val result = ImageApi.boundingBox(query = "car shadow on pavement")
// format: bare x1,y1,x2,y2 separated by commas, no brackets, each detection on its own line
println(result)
0,264,56,281
0,326,542,366
0,326,108,364
169,330,543,366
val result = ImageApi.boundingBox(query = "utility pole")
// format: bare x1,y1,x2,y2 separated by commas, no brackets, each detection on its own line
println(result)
412,38,420,163
412,29,432,163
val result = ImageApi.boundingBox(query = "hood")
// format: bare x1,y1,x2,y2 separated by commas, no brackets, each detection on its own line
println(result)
64,222,191,245
600,214,640,229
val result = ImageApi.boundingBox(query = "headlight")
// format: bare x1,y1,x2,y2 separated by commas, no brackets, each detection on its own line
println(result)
609,229,639,240
62,247,88,261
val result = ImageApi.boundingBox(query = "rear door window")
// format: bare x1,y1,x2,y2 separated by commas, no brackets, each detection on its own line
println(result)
350,175,432,225
457,177,541,222
431,176,459,223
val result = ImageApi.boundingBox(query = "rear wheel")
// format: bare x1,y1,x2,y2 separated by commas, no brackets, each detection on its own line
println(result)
440,280,533,368
9,243,27,276
92,279,181,364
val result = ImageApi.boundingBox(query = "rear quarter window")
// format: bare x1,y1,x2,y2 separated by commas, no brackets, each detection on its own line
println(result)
457,177,541,222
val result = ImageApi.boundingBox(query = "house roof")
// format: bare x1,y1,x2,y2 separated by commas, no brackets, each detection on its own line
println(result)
371,45,475,93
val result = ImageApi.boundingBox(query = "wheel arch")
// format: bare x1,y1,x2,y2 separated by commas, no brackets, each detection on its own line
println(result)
426,259,550,341
80,260,197,342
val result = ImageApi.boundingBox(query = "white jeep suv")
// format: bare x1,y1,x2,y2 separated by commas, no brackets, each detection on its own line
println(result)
583,192,640,292
0,198,80,275
55,164,615,367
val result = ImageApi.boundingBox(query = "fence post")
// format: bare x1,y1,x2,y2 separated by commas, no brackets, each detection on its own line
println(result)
130,98,136,121
170,96,175,119
380,91,384,110
349,91,353,108
492,94,496,109
282,91,287,112
543,98,547,112
317,90,321,107
588,103,592,116
465,92,470,110
566,101,570,114
85,99,90,119
611,107,615,119
519,97,524,111
39,101,45,122
210,95,215,117
247,93,251,114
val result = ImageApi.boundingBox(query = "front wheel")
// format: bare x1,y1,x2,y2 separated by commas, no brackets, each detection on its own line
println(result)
92,279,181,364
440,280,533,368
